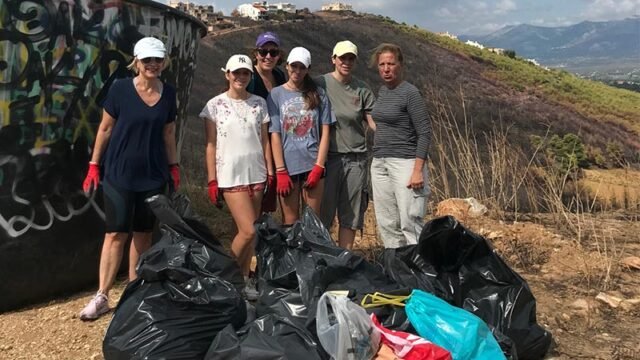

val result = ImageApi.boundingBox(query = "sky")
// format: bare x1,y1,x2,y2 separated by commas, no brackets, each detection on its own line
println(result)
178,0,640,35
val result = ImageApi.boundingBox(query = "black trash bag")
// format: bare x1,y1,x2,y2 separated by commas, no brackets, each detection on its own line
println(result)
255,214,299,289
382,246,452,302
205,314,324,360
103,194,247,360
255,279,309,331
382,216,551,360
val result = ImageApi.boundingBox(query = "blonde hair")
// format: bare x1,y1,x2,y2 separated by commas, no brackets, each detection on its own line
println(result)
126,57,170,74
369,43,404,68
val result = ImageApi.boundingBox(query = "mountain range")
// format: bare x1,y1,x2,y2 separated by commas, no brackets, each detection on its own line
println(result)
461,18,640,70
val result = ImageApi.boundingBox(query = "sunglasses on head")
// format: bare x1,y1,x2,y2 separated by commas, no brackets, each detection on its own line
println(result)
256,48,280,57
140,57,164,64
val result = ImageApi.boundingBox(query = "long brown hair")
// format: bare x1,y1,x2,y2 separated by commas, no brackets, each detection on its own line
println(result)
301,73,320,110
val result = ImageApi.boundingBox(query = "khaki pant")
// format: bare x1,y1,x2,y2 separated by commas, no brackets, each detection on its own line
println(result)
370,157,430,248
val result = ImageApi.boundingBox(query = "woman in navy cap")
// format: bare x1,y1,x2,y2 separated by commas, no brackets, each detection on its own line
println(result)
248,31,287,212
79,37,179,320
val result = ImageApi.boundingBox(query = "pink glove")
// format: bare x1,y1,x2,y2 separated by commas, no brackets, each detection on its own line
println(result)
169,164,180,190
276,169,293,197
303,164,325,189
208,180,222,208
82,163,100,193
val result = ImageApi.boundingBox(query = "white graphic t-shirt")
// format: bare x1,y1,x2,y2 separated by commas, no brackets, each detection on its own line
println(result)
199,93,269,187
267,86,335,175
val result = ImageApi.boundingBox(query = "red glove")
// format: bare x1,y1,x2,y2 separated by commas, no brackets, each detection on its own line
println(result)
208,180,222,208
169,164,180,190
82,162,100,193
267,174,276,191
303,164,324,189
262,175,277,212
276,169,293,197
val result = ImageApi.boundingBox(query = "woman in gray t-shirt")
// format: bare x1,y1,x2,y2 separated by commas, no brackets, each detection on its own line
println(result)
267,47,335,225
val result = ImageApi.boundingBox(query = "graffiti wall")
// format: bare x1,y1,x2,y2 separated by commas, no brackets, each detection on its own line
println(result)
0,0,205,311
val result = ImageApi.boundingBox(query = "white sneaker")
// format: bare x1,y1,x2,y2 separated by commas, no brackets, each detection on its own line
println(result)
79,292,110,321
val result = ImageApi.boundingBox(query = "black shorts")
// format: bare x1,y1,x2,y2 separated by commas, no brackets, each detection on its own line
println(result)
103,180,165,233
290,169,326,184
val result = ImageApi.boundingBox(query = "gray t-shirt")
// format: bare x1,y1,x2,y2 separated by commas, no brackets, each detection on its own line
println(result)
315,73,375,154
267,86,335,175
371,81,431,159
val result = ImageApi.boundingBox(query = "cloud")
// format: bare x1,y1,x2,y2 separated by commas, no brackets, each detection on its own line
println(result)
495,0,517,14
580,0,640,19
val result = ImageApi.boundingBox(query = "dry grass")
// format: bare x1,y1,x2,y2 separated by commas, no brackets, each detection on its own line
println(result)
426,90,634,292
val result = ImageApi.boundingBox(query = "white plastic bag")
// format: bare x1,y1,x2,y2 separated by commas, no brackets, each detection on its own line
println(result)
316,292,381,360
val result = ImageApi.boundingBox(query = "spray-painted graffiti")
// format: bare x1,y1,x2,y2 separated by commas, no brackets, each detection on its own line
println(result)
0,0,204,311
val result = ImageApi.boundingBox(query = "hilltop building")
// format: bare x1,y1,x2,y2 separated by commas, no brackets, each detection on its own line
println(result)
237,2,296,20
168,1,216,24
436,31,458,40
465,40,484,49
321,2,353,11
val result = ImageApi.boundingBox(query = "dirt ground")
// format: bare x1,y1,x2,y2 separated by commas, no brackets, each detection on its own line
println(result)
1,206,639,360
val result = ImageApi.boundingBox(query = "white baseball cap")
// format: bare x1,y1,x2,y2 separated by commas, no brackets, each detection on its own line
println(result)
221,54,253,73
133,37,166,59
287,47,311,68
333,40,358,57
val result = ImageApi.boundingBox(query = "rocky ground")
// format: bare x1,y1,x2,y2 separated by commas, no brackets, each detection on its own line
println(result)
0,206,639,360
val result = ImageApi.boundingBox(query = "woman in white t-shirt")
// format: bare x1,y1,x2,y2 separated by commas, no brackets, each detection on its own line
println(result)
200,54,272,300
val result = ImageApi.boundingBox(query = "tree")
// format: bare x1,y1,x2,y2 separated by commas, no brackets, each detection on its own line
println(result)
231,9,240,17
606,141,625,167
503,49,516,59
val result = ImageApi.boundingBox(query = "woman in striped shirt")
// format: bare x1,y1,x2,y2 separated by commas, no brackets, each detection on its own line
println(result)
369,43,432,248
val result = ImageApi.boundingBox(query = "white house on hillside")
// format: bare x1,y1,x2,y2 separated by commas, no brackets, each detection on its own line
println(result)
321,2,352,11
168,1,216,24
238,2,267,20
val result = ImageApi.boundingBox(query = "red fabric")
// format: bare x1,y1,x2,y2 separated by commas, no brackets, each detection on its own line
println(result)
371,314,452,360
303,164,324,189
276,170,293,196
262,175,277,212
82,163,100,193
169,164,180,190
208,180,221,208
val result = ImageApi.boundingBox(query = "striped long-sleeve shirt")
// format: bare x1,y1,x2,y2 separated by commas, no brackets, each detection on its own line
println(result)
371,81,432,159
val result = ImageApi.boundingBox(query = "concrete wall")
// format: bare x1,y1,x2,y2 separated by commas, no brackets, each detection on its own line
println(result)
0,0,205,311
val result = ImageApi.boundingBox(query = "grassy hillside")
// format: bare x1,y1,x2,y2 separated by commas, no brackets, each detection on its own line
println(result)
181,15,640,214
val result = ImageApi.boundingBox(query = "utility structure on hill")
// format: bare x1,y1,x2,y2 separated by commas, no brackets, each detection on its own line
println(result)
321,2,353,11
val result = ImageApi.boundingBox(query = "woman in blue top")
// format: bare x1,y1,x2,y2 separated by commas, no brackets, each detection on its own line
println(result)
267,47,335,224
79,37,179,320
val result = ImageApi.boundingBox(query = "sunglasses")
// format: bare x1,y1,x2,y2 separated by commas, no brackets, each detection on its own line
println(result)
256,48,280,57
140,57,164,64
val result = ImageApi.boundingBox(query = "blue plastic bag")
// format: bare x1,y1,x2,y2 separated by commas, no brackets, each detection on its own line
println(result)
406,289,506,360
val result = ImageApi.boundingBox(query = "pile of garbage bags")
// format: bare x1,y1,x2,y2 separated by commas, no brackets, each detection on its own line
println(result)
103,195,552,360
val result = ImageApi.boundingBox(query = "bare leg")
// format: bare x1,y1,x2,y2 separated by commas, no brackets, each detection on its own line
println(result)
338,227,356,250
97,232,129,296
225,190,262,276
129,231,153,281
303,179,324,217
279,183,302,225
